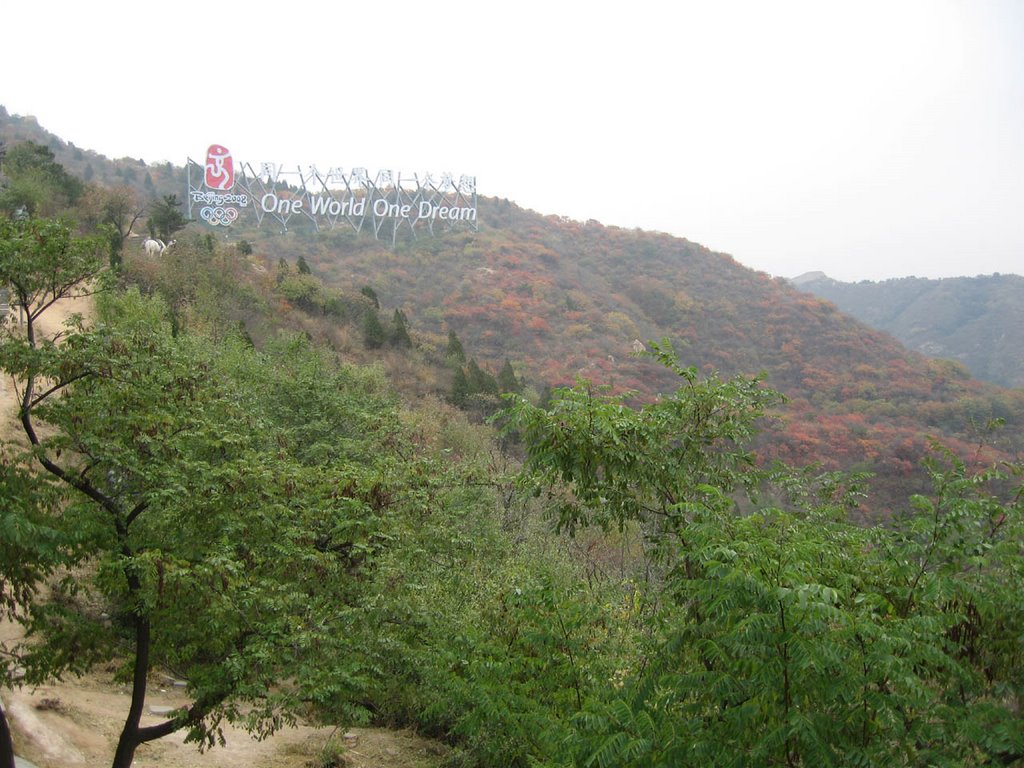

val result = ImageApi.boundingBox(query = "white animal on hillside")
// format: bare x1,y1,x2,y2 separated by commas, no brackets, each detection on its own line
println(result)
142,238,175,257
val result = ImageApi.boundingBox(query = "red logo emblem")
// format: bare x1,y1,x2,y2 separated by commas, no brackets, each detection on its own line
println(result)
205,144,234,190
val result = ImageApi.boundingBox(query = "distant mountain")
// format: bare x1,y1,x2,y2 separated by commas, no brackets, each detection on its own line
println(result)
791,272,1024,389
4,104,1023,516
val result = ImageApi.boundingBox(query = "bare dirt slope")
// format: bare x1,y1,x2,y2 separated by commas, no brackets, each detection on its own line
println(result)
5,657,445,768
2,296,446,768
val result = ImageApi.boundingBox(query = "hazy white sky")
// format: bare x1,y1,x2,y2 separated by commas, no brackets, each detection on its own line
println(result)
3,0,1022,280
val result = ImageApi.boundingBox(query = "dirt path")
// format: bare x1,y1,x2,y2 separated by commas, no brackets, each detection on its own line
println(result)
5,662,445,768
2,295,448,768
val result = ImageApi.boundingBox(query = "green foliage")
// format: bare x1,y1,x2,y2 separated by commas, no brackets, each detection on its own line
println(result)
363,453,625,768
450,366,470,406
0,216,109,321
123,233,268,337
0,217,439,766
503,340,782,535
278,272,326,312
446,330,466,363
445,359,503,419
360,284,379,309
497,359,521,393
296,254,311,274
6,206,1024,768
0,448,68,630
311,738,348,768
146,194,187,242
466,358,498,396
501,346,1024,767
0,141,84,216
561,455,1024,766
363,307,387,349
390,308,412,348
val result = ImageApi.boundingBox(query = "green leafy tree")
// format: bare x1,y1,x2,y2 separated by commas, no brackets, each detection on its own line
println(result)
0,217,109,768
0,451,68,768
0,141,84,216
502,342,1024,767
296,254,312,274
0,218,411,768
277,273,324,313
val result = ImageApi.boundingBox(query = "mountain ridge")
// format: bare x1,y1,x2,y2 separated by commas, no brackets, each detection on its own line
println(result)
791,271,1024,388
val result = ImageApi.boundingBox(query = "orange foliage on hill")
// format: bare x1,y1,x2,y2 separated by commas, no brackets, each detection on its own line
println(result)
240,198,1023,514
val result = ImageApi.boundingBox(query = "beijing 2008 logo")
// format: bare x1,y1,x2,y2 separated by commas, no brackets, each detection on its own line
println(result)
205,144,234,190
200,144,240,226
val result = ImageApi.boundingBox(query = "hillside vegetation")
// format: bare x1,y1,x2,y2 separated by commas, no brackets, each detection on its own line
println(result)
4,106,1021,515
791,271,1024,389
2,111,1024,768
224,199,1024,515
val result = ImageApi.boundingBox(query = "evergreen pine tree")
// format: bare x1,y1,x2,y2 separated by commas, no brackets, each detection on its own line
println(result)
362,308,387,349
361,285,380,309
446,330,466,363
297,255,311,274
497,359,521,393
146,194,187,242
390,308,412,348
467,358,499,395
537,383,554,410
450,366,470,406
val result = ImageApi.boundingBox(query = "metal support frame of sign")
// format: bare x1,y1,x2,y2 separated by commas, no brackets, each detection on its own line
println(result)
187,149,477,246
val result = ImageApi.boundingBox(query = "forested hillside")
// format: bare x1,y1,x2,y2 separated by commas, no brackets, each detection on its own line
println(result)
791,271,1024,389
237,200,1024,515
5,104,1021,514
3,108,1024,768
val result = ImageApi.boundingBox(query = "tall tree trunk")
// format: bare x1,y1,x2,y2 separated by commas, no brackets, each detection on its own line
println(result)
110,614,151,768
108,606,191,768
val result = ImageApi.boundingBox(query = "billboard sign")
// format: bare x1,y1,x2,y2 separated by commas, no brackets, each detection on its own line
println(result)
187,145,477,244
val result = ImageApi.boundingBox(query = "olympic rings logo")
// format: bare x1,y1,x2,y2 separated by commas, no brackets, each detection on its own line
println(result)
200,206,240,226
